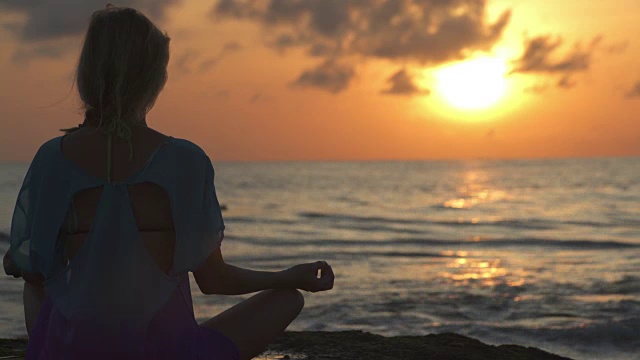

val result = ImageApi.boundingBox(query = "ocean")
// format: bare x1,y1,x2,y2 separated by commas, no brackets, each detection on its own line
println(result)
0,158,638,359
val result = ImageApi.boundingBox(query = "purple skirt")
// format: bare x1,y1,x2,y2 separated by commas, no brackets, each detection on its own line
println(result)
26,275,240,360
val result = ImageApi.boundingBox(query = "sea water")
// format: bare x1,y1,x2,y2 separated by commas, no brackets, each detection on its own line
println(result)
1,158,638,359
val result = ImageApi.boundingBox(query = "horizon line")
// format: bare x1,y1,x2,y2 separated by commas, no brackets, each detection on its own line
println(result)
2,154,638,165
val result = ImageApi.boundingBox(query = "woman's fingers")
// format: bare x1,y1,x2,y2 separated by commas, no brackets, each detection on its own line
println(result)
321,265,334,290
311,261,329,277
311,261,334,291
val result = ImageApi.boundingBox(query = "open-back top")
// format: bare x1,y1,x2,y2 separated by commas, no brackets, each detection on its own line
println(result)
9,134,226,356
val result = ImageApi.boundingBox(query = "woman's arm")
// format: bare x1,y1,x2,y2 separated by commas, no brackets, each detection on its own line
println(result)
4,250,46,335
193,248,334,295
21,269,46,336
24,280,45,336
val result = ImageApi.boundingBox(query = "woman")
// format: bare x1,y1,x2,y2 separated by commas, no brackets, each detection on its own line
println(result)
3,5,334,360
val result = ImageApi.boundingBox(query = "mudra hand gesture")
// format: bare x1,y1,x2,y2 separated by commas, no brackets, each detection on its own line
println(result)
284,261,335,293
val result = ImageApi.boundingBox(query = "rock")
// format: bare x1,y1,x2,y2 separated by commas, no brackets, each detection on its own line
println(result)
1,331,571,360
260,331,572,360
0,338,27,358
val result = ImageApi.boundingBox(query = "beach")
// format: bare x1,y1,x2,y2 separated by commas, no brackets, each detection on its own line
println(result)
1,158,639,359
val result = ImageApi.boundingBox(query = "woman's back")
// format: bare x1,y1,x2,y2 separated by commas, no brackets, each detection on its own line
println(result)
15,129,230,359
60,126,175,273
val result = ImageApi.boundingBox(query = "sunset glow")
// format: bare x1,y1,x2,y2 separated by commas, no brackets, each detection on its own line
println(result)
434,56,509,111
0,1,638,161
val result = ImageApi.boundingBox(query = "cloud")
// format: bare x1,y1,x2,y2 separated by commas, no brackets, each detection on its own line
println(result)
605,40,628,54
10,43,67,65
0,1,181,65
380,68,429,96
198,41,243,72
307,42,333,57
513,35,600,73
625,81,640,98
249,91,272,103
222,41,242,52
556,75,576,89
524,83,549,95
198,57,219,72
512,35,601,89
175,48,201,74
211,0,511,92
0,0,179,42
249,92,263,103
290,59,355,93
173,41,243,74
216,89,230,98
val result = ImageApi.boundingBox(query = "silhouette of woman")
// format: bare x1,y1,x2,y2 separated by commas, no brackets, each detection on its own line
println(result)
3,4,334,359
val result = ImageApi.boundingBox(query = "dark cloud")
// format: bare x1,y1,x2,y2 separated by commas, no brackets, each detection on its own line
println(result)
10,44,67,65
175,48,201,74
1,21,22,34
198,57,219,72
625,82,640,98
605,40,628,54
216,89,230,98
290,59,355,93
556,75,576,89
197,41,243,73
273,33,299,49
212,0,511,92
380,69,429,96
173,42,243,74
524,83,549,95
307,42,334,57
212,0,262,20
0,0,179,42
222,41,242,52
513,35,598,73
249,91,271,103
249,93,262,103
512,35,601,90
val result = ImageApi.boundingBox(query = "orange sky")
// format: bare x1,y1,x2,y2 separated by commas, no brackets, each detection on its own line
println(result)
0,0,639,162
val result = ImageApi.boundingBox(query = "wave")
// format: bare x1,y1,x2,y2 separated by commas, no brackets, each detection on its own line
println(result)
295,211,638,231
223,216,301,226
297,211,558,230
297,212,426,226
3,226,637,251
229,235,640,250
481,317,640,357
226,250,449,264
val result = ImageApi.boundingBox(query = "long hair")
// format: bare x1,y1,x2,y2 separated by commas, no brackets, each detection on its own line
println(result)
65,6,170,136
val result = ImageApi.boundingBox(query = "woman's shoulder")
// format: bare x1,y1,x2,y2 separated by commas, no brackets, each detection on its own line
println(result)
32,136,64,163
166,136,211,162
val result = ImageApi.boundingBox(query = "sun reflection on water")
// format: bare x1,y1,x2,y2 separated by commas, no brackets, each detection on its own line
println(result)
442,171,509,209
440,256,515,287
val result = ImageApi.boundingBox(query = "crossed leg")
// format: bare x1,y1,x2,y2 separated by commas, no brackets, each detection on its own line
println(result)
200,288,305,360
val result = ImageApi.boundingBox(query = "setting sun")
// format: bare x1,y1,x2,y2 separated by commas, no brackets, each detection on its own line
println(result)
434,56,509,111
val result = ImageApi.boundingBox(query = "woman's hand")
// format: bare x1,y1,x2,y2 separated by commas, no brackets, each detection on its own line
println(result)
283,261,334,293
4,251,45,285
3,250,21,278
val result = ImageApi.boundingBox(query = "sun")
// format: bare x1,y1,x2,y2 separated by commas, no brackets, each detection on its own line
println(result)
434,56,509,111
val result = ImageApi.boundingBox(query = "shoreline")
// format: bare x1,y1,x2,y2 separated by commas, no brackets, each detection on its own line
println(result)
1,330,571,359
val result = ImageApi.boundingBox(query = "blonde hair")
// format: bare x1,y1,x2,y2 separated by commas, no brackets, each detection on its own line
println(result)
64,6,170,158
